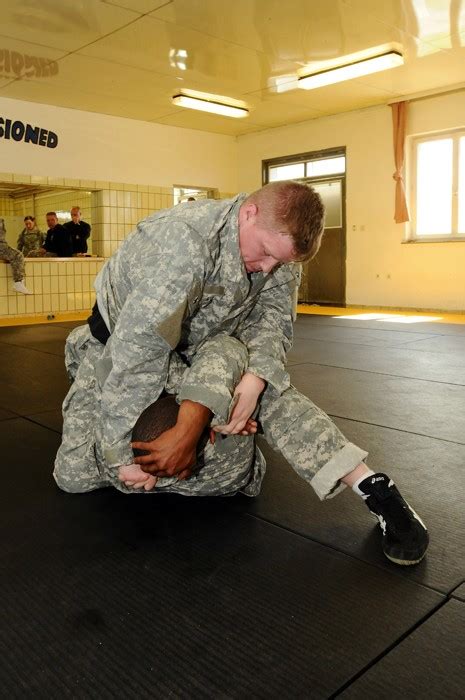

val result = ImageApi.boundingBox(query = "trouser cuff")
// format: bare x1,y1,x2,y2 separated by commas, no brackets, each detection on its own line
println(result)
310,442,369,501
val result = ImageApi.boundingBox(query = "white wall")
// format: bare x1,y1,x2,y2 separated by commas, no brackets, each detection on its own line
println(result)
0,96,237,193
237,91,465,311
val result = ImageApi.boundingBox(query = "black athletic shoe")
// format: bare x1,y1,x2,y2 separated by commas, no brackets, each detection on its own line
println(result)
359,473,429,566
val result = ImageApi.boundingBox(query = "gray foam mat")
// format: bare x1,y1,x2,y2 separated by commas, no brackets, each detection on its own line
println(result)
26,408,63,433
0,415,443,698
0,323,71,356
296,313,465,336
0,343,70,415
339,599,465,699
251,415,465,594
451,583,465,602
289,362,465,444
293,324,437,348
287,337,465,385
0,406,17,421
391,334,465,355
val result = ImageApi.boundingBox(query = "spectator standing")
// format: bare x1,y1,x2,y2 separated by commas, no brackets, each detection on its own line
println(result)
17,216,45,257
64,206,91,255
29,212,73,257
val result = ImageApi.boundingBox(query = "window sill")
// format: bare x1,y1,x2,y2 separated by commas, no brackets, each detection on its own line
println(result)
403,237,465,244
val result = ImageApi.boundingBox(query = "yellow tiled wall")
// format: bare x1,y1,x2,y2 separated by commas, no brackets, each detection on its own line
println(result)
32,190,92,225
0,197,14,216
92,185,174,258
0,259,105,317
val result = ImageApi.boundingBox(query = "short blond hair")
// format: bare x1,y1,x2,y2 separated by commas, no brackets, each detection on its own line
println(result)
245,180,325,261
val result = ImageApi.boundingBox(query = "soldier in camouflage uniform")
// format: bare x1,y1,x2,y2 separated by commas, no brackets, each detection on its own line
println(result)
54,181,429,566
17,216,45,257
0,218,32,294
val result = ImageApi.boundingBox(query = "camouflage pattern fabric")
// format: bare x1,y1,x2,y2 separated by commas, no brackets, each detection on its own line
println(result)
54,196,368,500
0,218,25,282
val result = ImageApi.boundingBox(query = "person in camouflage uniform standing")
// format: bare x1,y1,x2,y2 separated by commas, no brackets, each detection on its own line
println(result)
17,216,45,257
54,181,429,566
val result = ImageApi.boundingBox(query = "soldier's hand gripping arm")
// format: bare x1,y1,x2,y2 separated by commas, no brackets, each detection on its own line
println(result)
100,236,207,476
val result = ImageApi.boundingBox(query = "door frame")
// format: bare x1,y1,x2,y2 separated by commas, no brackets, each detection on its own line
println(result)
299,174,346,306
262,149,347,306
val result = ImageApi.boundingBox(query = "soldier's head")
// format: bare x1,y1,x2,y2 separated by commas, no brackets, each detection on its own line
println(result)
70,206,81,223
238,181,325,274
24,215,36,231
132,394,180,457
46,212,58,229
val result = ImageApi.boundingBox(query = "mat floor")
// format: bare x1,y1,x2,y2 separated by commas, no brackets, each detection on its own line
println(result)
1,314,464,699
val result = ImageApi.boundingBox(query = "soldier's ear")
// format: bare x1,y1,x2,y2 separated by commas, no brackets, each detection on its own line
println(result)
243,203,258,221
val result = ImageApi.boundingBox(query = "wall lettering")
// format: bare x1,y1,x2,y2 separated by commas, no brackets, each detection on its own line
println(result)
0,117,58,148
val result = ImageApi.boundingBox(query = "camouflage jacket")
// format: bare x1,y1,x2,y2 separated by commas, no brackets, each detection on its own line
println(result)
17,227,45,256
94,195,299,468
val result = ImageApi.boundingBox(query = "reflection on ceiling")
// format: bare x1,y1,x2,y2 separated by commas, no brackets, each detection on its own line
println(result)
0,0,464,135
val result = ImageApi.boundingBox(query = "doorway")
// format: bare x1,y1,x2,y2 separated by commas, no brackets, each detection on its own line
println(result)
263,148,346,305
298,177,345,305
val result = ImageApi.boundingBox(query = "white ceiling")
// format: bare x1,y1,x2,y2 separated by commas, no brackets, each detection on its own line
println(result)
0,0,464,135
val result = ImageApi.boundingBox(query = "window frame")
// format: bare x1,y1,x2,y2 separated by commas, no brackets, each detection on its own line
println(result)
407,128,465,243
262,146,346,186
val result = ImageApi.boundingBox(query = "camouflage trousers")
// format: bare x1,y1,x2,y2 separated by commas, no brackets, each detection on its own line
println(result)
54,325,367,500
0,242,25,282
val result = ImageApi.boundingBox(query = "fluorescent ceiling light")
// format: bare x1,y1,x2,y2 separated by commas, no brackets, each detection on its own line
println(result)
298,51,403,90
172,94,249,118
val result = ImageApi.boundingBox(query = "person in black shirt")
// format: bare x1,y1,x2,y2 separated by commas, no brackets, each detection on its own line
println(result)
64,206,91,255
29,212,73,257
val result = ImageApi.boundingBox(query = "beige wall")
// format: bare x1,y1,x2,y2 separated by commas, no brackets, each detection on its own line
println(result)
0,96,237,194
237,91,465,311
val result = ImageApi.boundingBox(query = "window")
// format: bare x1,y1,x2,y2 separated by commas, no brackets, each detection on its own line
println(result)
263,147,345,230
173,185,217,204
410,130,465,240
266,153,345,183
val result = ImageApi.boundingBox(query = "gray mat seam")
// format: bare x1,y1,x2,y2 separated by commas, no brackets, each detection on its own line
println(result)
329,597,448,699
22,415,63,435
449,581,465,598
327,413,465,447
293,334,440,347
0,339,65,358
295,317,464,336
288,360,465,387
244,511,445,596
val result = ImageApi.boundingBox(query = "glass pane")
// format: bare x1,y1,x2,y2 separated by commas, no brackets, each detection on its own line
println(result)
307,156,346,177
268,163,305,181
416,138,453,235
312,180,342,228
459,137,465,234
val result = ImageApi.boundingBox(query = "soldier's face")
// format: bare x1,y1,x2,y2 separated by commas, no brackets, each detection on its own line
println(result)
239,203,296,274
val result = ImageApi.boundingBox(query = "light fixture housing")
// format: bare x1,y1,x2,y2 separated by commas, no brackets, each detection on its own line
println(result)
298,51,403,90
172,94,249,118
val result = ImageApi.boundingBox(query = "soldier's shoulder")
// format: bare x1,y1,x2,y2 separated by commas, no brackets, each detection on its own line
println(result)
144,196,240,237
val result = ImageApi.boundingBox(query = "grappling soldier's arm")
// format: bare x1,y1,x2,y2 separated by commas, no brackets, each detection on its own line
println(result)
235,266,298,395
100,242,206,473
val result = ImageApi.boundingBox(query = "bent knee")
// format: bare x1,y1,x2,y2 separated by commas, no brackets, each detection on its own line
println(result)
53,470,89,493
53,461,104,494
204,334,248,362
